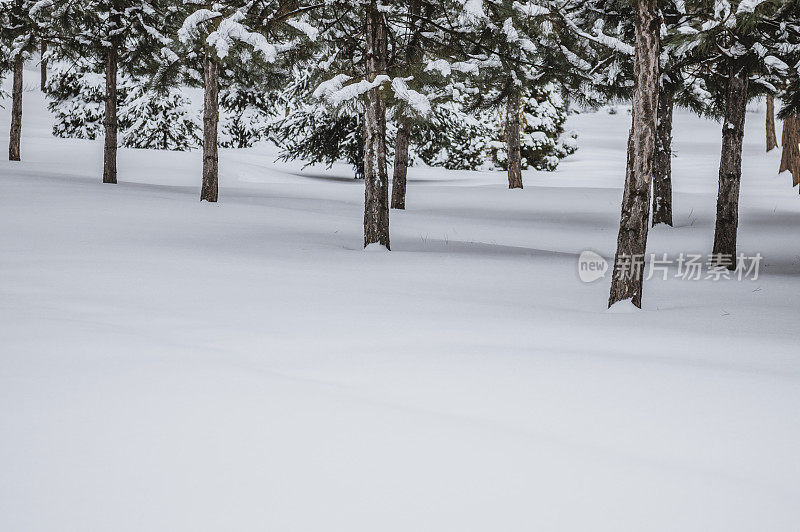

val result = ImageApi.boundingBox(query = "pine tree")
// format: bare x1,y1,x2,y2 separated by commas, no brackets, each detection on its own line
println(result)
607,0,660,308
779,114,800,186
276,108,367,176
119,83,200,150
766,94,778,152
490,83,578,171
310,1,437,247
447,0,590,190
38,0,179,183
47,61,113,140
177,0,319,202
272,65,368,177
673,0,791,262
362,0,390,247
571,0,704,229
412,100,492,171
219,83,272,149
772,5,800,190
39,40,46,91
0,0,41,161
388,0,442,209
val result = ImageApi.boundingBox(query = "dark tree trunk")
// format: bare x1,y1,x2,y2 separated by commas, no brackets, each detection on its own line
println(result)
363,0,390,249
506,89,523,189
712,64,749,265
356,132,365,179
103,45,118,183
201,52,219,202
766,94,777,152
390,0,422,210
608,0,660,309
652,90,674,226
391,117,411,209
392,0,422,209
40,40,47,92
779,115,800,187
8,54,23,161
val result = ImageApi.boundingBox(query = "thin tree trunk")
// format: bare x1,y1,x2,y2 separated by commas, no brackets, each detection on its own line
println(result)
391,117,411,209
779,115,792,172
506,89,523,189
390,0,422,209
103,45,118,183
779,115,800,187
201,52,219,202
363,0,390,249
356,130,365,179
608,0,660,309
712,64,749,265
766,94,777,152
652,90,674,226
8,54,23,161
779,116,793,173
40,40,47,92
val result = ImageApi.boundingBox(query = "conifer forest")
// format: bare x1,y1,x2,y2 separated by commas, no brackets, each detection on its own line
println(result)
2,1,800,530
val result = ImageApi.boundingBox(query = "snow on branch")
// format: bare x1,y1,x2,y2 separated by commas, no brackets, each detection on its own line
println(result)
287,18,319,41
736,0,766,14
180,5,314,62
461,0,485,22
391,77,432,115
312,74,353,100
591,20,634,56
512,1,549,18
178,9,221,43
316,75,390,106
208,14,279,61
561,14,634,56
425,59,480,76
313,74,432,116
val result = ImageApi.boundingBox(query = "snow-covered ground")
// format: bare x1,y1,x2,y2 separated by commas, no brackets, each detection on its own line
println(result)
2,68,799,531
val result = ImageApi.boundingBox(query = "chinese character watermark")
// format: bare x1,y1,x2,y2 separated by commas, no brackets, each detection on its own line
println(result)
578,251,762,283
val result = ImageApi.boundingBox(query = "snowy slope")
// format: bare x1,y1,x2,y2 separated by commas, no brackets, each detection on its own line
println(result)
1,68,799,531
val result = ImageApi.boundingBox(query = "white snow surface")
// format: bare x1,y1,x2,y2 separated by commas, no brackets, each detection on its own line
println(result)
1,69,799,531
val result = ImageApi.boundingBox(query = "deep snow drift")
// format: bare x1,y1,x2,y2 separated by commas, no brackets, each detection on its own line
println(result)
1,70,799,531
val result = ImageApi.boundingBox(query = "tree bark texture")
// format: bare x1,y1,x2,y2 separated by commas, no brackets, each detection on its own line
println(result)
652,90,674,226
391,117,411,209
40,40,47,92
608,0,660,309
8,54,23,161
103,45,118,183
201,53,220,202
766,94,777,152
779,115,800,187
363,0,390,249
506,89,524,189
390,0,422,210
712,64,749,265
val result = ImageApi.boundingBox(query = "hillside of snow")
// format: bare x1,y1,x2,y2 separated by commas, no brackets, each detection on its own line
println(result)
1,69,799,531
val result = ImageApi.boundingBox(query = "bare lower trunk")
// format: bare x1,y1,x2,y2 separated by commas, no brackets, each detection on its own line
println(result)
40,41,47,92
201,53,219,202
389,0,422,210
608,0,660,309
391,117,411,209
103,46,118,183
363,1,390,249
652,90,674,226
766,94,777,152
712,64,749,265
506,90,523,189
8,55,23,161
779,115,800,187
